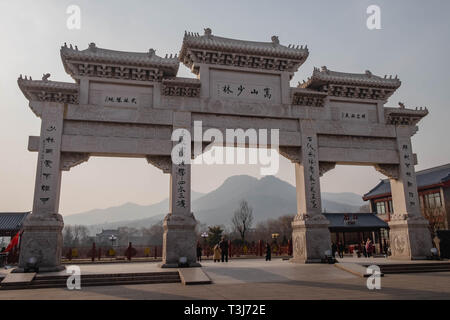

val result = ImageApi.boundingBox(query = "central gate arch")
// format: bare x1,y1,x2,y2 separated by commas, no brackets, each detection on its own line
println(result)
16,28,432,271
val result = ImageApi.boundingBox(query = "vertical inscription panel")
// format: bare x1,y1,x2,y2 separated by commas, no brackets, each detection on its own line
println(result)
302,134,322,214
390,136,421,217
32,104,64,215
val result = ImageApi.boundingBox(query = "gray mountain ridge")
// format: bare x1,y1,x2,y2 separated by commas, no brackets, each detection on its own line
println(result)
64,175,366,233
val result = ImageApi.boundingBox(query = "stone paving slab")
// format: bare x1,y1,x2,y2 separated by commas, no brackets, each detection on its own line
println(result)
178,268,211,285
336,257,449,265
35,261,175,278
0,259,448,299
1,272,35,284
334,262,384,277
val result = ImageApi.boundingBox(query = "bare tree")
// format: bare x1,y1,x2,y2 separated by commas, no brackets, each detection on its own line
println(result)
232,200,254,244
359,203,371,213
142,222,164,246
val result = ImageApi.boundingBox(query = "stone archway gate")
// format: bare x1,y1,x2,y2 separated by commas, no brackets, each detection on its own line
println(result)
16,28,432,271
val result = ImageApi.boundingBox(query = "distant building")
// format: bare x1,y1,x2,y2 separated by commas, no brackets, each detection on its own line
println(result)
324,212,389,254
363,163,450,233
0,212,30,238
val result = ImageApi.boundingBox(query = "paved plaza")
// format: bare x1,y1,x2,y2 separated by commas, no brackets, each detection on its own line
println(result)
0,259,449,300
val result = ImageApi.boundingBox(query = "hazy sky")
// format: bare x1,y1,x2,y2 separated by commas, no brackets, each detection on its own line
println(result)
0,0,449,216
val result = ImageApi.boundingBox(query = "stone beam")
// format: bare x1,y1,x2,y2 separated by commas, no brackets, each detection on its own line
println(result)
318,147,399,164
60,135,172,156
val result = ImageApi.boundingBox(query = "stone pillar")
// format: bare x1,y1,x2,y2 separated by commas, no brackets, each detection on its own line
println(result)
388,127,432,259
18,102,65,272
291,121,331,263
160,111,199,268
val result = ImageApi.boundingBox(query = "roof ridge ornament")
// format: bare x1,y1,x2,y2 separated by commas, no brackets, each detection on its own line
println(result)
204,27,212,38
148,48,156,56
365,70,372,77
88,42,97,52
42,73,51,81
271,35,280,46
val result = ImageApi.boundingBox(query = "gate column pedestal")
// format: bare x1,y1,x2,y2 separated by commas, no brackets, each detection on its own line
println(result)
291,215,331,263
160,213,200,268
389,217,433,260
16,213,64,273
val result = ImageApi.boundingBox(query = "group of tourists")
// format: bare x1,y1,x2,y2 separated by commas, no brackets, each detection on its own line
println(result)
197,237,230,263
331,238,376,259
197,238,274,262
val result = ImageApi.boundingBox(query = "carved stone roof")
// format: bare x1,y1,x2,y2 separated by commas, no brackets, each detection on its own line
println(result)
301,66,401,90
179,28,309,74
17,76,78,103
384,106,428,125
60,43,179,80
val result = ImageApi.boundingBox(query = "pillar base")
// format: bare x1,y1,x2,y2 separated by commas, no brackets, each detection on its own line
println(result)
159,262,202,268
388,215,433,260
291,214,331,263
18,213,64,273
161,212,198,268
12,265,66,273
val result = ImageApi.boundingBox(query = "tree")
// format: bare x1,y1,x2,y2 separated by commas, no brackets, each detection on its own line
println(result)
142,222,164,246
359,203,371,213
63,225,91,247
207,226,223,247
232,200,254,244
63,225,74,247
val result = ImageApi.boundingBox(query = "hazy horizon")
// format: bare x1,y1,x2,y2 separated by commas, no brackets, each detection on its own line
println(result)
1,1,449,215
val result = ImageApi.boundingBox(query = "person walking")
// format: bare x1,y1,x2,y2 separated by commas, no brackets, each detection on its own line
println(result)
362,241,367,257
365,238,373,257
338,242,344,258
219,237,229,262
357,242,362,258
196,243,202,262
331,242,337,258
213,244,221,262
265,243,272,261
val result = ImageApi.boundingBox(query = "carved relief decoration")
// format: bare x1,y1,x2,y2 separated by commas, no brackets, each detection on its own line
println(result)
162,78,201,97
60,152,90,171
374,164,399,179
278,146,301,163
146,155,172,174
319,162,336,177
